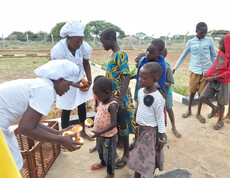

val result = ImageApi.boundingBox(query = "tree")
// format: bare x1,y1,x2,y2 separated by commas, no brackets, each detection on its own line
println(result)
50,22,66,38
135,32,146,39
6,31,26,41
85,20,126,39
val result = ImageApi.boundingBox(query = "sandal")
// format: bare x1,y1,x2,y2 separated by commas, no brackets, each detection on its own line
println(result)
182,111,191,118
196,114,206,123
114,158,127,169
213,121,224,130
223,116,230,124
208,107,219,118
91,163,106,170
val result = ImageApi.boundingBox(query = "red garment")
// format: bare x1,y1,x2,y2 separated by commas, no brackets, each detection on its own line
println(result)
205,34,230,83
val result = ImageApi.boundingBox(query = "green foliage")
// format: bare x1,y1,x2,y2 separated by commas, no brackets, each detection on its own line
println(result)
85,20,126,39
50,22,66,38
7,31,26,41
130,68,137,76
210,30,230,35
135,32,146,39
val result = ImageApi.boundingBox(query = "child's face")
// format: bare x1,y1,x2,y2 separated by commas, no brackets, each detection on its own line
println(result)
196,27,207,39
100,36,112,51
146,43,161,61
219,39,225,53
55,79,72,96
94,90,111,103
138,67,155,88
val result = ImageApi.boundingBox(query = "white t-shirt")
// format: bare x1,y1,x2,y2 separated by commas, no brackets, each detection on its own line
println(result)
0,78,56,170
51,39,94,109
136,88,166,133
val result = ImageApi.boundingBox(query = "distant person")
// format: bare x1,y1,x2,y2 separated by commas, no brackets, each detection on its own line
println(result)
173,22,217,123
51,20,94,140
199,34,230,130
127,62,166,178
162,48,181,138
100,27,136,169
90,77,118,178
0,60,83,171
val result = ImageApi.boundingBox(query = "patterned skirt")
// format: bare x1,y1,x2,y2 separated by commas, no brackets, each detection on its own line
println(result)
127,126,164,178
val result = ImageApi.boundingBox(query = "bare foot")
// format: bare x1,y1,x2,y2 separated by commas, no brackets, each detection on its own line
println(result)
182,110,191,118
172,128,181,138
196,114,206,123
223,115,230,124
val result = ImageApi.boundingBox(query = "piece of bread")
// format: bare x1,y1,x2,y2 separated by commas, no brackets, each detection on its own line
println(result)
85,118,94,127
71,125,83,134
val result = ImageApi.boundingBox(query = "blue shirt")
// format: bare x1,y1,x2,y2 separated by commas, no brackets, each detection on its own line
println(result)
136,55,166,92
173,36,217,74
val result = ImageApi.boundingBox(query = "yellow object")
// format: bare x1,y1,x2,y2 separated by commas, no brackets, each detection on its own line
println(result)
0,129,22,178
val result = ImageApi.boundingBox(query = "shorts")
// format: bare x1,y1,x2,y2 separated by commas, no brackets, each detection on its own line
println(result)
200,81,229,105
166,92,173,109
97,134,117,174
189,71,207,93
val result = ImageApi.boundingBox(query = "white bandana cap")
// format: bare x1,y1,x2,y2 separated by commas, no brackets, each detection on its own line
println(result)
60,20,85,38
34,59,79,82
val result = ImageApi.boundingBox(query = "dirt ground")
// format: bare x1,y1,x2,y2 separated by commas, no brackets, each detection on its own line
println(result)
2,49,229,177
45,64,230,178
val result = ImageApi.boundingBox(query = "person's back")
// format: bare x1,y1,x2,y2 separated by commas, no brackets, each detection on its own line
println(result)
0,78,55,128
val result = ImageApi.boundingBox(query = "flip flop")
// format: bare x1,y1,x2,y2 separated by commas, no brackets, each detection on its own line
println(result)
91,163,106,170
114,158,127,169
208,107,219,118
196,115,206,123
213,121,224,130
182,111,191,118
223,116,230,124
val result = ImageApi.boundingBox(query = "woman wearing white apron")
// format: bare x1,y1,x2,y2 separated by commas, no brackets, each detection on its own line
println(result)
0,60,83,170
51,20,94,140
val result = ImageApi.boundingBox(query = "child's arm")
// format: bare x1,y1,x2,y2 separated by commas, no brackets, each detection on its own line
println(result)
117,74,130,106
165,81,171,88
91,103,118,138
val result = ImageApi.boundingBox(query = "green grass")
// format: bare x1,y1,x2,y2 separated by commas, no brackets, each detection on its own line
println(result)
0,56,49,81
171,73,189,96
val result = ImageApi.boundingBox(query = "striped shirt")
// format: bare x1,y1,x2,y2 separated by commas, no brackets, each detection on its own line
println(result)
136,88,166,133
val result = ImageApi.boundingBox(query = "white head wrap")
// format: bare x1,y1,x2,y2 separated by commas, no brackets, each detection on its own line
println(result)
34,59,79,82
60,20,85,38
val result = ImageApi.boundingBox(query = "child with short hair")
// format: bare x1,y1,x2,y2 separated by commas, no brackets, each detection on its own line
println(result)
199,34,230,130
136,39,166,95
100,27,136,168
162,48,181,138
173,22,217,123
90,77,118,178
127,62,166,178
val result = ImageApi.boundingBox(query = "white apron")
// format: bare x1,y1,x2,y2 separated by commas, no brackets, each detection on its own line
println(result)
52,40,93,110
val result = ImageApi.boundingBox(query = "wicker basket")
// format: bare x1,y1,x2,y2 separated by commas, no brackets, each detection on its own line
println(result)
14,121,60,178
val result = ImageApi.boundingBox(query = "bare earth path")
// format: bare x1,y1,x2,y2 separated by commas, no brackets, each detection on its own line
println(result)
46,64,230,178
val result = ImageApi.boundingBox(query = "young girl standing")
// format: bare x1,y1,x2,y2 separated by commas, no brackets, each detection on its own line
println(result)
100,28,136,168
127,62,166,178
90,77,118,178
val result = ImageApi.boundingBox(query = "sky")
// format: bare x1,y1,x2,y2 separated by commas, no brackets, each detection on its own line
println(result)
1,0,229,38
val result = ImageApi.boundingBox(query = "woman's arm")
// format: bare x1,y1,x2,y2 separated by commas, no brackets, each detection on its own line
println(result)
83,59,92,87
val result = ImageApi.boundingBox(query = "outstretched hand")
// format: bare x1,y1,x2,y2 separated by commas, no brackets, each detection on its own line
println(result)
156,138,165,151
60,134,83,151
91,130,101,138
71,80,88,89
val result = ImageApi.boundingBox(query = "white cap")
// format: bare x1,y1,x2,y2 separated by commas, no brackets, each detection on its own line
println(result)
34,59,79,82
60,20,85,38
